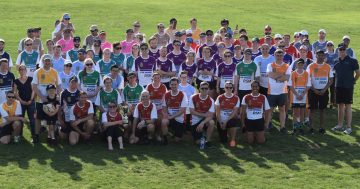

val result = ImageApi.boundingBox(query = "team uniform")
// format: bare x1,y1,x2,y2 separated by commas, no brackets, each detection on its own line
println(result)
241,93,270,132
235,61,260,101
178,62,197,84
122,84,143,109
69,100,94,131
133,102,157,138
167,51,186,73
60,89,80,133
163,91,188,138
16,50,39,77
0,100,22,138
196,58,217,89
52,56,66,73
95,59,117,77
189,94,215,140
149,49,160,60
42,96,60,125
306,62,334,109
78,70,102,103
216,61,236,92
288,70,311,107
266,62,291,107
132,56,156,87
212,53,223,66
95,89,122,112
155,58,176,87
111,52,126,69
254,55,275,95
71,60,84,75
146,83,167,116
0,71,15,103
59,71,75,90
102,111,124,138
66,49,78,62
106,73,124,92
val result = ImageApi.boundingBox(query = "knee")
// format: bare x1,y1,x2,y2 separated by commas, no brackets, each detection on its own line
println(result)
161,119,169,127
147,124,155,132
208,120,215,128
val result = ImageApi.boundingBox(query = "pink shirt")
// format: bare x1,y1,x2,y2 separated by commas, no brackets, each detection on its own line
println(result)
121,40,137,55
57,38,74,55
101,41,112,51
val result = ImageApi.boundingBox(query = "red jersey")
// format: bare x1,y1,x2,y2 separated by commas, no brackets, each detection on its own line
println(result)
215,94,240,123
241,93,270,120
70,100,94,121
134,102,157,120
285,45,297,58
146,83,167,110
106,112,122,122
164,91,187,123
189,94,215,125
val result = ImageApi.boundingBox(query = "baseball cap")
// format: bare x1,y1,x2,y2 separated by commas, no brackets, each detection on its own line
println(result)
42,54,52,61
252,37,260,42
46,84,56,91
274,34,282,39
186,37,193,43
69,76,78,83
73,36,81,42
64,60,72,66
293,32,299,37
338,43,346,50
99,30,106,35
205,30,213,35
127,72,136,77
297,58,305,64
0,39,5,43
244,48,252,54
63,13,70,19
316,49,325,54
224,33,232,38
342,35,350,40
90,25,98,31
174,31,182,37
199,32,206,37
126,29,134,34
78,48,86,54
326,41,334,45
300,30,308,36
318,29,326,34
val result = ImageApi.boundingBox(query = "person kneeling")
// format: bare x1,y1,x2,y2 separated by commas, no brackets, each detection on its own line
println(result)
69,91,95,145
101,102,126,150
241,81,270,144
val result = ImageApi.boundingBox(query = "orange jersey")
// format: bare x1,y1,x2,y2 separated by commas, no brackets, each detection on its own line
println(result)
306,62,333,89
266,62,290,95
146,83,167,110
288,70,311,104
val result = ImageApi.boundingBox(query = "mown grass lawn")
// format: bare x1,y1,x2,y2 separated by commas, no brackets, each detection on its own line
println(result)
0,0,359,188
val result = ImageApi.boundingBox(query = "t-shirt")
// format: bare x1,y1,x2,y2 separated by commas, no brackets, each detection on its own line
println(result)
122,84,143,107
288,70,311,104
106,73,124,91
52,57,66,73
125,55,136,72
235,61,260,90
71,60,84,75
66,49,78,62
95,59,116,77
163,91,188,123
133,56,156,87
306,62,334,89
254,55,275,88
216,62,236,88
0,72,15,103
16,50,39,77
57,38,74,55
153,33,170,47
43,96,60,120
120,40,137,56
178,62,197,83
95,89,122,112
333,56,359,88
102,112,122,123
212,53,223,66
14,77,33,101
69,100,94,121
215,94,240,123
189,94,215,125
146,83,167,111
167,51,186,72
0,100,22,123
59,71,75,90
32,68,61,103
155,58,176,83
241,93,270,120
197,58,217,82
78,70,102,102
111,52,126,70
149,49,160,60
266,62,291,95
60,89,80,122
133,102,157,120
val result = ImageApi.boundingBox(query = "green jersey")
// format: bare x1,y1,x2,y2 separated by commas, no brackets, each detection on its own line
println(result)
78,70,101,102
236,61,260,90
97,59,116,77
125,55,135,72
95,89,122,112
111,53,126,68
67,49,78,62
16,50,39,76
123,84,143,107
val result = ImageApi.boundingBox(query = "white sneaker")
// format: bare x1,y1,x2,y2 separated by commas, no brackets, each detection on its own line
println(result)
331,125,344,132
343,128,352,135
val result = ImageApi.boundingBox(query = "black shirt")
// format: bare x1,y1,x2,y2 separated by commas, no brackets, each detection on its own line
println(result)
333,55,359,88
14,77,33,101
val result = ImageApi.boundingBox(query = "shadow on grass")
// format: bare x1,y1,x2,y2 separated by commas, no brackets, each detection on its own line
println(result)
0,107,358,180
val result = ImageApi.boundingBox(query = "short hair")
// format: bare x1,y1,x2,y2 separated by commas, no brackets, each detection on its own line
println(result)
223,49,233,56
170,77,179,84
79,91,88,96
140,43,148,48
148,36,157,44
46,39,54,45
140,90,150,101
24,38,33,43
180,70,188,76
152,72,160,77
224,81,234,87
112,42,120,48
110,64,119,70
202,46,212,53
6,91,14,95
190,18,197,23
186,51,195,57
251,80,260,87
200,81,209,87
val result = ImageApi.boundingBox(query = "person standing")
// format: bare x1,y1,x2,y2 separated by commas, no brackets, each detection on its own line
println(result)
0,39,14,68
331,44,360,134
0,59,15,103
16,38,40,77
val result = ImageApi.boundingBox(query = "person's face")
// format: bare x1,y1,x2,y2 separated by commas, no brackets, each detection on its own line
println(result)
343,39,350,46
275,52,284,61
239,38,246,45
180,74,187,83
200,36,206,43
63,30,71,38
86,51,94,59
264,28,271,35
133,24,141,30
90,29,98,36
244,51,252,60
296,63,304,70
111,68,119,75
140,45,149,56
152,74,161,83
199,84,209,95
108,103,117,113
206,33,213,41
79,94,87,103
252,41,259,48
187,53,195,62
173,42,181,50
25,41,33,50
326,43,334,50
128,75,137,84
265,38,272,45
224,83,233,93
316,53,325,62
158,25,165,32
0,42,4,51
46,41,54,51
160,48,167,57
251,83,259,93
283,35,290,43
85,61,94,70
150,39,157,48
127,31,134,38
43,59,52,68
54,46,62,55
6,93,16,103
104,79,112,88
234,47,242,55
220,29,226,35
170,80,178,91
78,52,85,61
190,20,197,27
339,48,346,57
74,40,80,48
0,61,8,70
64,64,72,71
99,33,106,40
18,66,27,76
278,42,285,50
203,49,211,58
214,36,221,44
113,45,122,53
103,50,111,59
94,42,101,48
141,93,150,103
224,52,232,61
69,80,77,89
299,48,307,57
132,46,140,55
260,45,269,54
319,32,326,39
47,88,56,96
224,37,231,43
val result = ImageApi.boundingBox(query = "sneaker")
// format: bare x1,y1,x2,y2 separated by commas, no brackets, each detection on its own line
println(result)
304,120,310,128
308,128,315,134
51,138,57,145
46,137,52,145
32,135,39,143
163,136,168,145
291,129,297,136
343,128,352,135
229,140,236,147
13,136,20,144
268,122,273,129
205,141,213,148
299,129,304,135
331,125,344,132
280,127,287,134
319,128,326,134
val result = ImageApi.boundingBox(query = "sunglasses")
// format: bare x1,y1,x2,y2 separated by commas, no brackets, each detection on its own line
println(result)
206,34,213,36
134,25,140,27
65,64,72,67
327,44,333,46
201,87,209,90
25,43,32,46
64,18,70,20
339,48,346,51
114,47,121,50
140,48,148,50
108,105,117,108
174,43,181,46
224,55,232,58
86,64,93,66
7,96,15,99
225,87,233,89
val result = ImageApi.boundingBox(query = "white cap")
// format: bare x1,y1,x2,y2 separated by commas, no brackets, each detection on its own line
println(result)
64,60,72,65
343,35,350,40
300,30,308,35
318,29,326,34
274,33,282,39
293,32,299,36
326,41,334,45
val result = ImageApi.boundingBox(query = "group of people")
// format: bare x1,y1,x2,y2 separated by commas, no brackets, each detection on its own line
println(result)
0,14,359,150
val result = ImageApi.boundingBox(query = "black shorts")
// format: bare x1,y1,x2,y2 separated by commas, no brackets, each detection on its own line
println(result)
0,124,13,137
335,87,353,104
35,102,47,120
105,125,124,138
60,122,72,134
218,118,241,129
191,119,208,141
308,90,329,110
71,122,86,133
259,86,268,96
292,103,306,108
245,118,265,132
169,119,185,138
196,78,216,90
238,90,251,102
268,94,286,107
135,126,148,139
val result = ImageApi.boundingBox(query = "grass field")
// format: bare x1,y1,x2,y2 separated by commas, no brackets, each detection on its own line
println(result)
0,0,359,188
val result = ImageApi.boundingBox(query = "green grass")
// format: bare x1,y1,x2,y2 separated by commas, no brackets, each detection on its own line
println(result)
0,0,359,188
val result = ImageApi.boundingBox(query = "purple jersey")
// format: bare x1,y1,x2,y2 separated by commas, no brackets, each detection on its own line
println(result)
179,62,197,83
156,58,176,83
251,50,262,60
212,53,223,66
225,44,234,52
216,62,236,88
167,43,185,53
198,43,218,58
149,49,160,59
134,56,156,87
233,56,243,64
167,51,186,72
197,58,217,82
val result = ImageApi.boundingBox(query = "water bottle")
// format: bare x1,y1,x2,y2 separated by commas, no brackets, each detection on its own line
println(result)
199,135,206,149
